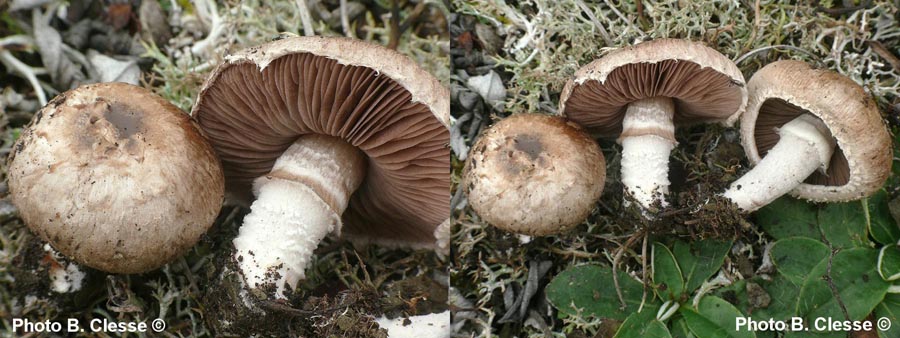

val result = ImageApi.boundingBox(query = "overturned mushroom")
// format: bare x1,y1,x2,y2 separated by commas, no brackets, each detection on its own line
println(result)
192,36,450,297
463,114,605,235
7,83,224,273
560,39,747,213
722,60,891,211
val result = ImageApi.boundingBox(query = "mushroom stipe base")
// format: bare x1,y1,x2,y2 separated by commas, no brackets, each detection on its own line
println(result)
619,96,677,213
232,134,365,298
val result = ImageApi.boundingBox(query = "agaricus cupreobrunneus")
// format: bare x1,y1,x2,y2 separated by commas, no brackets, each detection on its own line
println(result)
463,114,605,235
722,60,891,211
191,36,450,297
560,39,747,213
7,82,224,274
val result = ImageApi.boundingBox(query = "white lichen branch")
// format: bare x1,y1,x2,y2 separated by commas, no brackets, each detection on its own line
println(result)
0,49,48,105
294,0,315,36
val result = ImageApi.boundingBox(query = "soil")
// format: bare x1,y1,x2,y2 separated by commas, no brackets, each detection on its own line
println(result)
571,124,755,243
199,257,391,337
197,207,448,337
6,229,107,318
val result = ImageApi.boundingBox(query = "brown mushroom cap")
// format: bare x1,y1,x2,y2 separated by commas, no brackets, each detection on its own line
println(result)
740,60,891,202
192,36,450,248
7,83,224,273
463,114,605,236
560,39,747,135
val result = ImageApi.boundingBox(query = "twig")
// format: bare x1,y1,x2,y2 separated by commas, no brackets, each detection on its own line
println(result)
295,0,315,36
824,250,851,320
573,0,612,46
353,250,374,287
824,246,851,320
819,235,850,321
0,50,47,105
548,247,601,258
602,0,645,38
387,0,401,49
868,40,900,72
398,1,427,35
611,228,645,310
261,300,353,316
734,44,819,64
635,0,644,21
657,206,692,218
639,232,649,312
339,0,353,37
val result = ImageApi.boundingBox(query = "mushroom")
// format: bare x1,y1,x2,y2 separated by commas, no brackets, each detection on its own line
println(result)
462,114,605,235
722,60,891,211
560,39,747,212
191,36,449,297
7,83,225,274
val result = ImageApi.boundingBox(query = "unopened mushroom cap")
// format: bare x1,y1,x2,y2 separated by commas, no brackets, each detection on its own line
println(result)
560,39,748,135
463,114,605,236
740,60,891,202
192,36,449,248
7,83,225,273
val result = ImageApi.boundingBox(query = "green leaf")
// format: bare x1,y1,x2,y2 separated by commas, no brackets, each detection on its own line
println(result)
637,320,672,338
654,242,685,301
869,190,900,245
681,296,755,338
671,317,695,338
783,327,844,338
888,129,900,187
720,277,804,321
672,239,732,294
818,201,870,249
879,246,900,281
680,308,729,338
770,237,829,285
615,305,672,338
876,294,900,338
757,196,872,249
757,197,820,240
753,277,802,321
546,264,647,320
796,248,890,332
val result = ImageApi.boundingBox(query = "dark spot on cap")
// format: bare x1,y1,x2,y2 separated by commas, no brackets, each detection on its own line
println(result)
513,134,543,160
104,102,144,138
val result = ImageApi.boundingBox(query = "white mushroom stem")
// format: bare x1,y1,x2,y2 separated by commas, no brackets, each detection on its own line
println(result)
723,113,835,212
232,134,365,298
619,96,676,211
